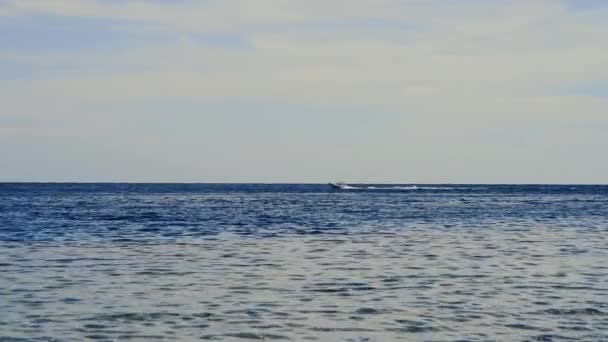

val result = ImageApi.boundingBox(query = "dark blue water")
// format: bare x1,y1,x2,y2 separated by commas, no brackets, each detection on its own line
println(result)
1,183,607,341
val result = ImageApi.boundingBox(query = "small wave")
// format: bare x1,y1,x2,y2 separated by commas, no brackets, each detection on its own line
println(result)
544,308,606,316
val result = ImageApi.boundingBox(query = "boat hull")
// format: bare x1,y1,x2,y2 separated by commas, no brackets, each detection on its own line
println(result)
329,182,352,190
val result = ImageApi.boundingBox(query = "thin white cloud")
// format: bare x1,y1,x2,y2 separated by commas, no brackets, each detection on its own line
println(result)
3,0,601,34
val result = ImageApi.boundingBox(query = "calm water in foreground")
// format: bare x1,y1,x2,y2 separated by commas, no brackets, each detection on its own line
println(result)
0,183,607,341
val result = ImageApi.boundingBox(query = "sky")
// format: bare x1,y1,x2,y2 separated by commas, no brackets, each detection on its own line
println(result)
1,0,607,183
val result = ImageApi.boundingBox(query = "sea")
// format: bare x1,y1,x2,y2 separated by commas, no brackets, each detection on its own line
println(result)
0,183,607,341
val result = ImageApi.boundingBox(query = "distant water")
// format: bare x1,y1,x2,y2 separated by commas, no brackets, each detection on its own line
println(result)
1,183,607,341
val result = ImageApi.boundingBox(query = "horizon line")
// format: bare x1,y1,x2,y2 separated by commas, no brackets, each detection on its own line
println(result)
1,181,607,186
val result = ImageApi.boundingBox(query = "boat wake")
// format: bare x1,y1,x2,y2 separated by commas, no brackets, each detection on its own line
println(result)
331,183,456,191
366,185,454,190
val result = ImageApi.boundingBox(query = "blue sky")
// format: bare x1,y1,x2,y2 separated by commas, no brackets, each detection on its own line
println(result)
1,0,607,183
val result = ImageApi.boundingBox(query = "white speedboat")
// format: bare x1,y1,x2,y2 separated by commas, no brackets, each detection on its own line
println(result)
329,182,354,190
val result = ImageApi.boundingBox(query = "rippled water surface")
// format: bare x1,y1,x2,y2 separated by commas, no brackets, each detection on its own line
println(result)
1,184,607,341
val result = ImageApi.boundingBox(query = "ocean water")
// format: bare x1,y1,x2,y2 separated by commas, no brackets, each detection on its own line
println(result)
0,183,607,341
